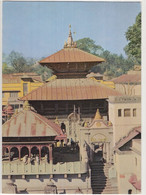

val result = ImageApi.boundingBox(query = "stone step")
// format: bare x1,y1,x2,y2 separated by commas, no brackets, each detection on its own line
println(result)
91,172,109,176
91,170,107,172
91,172,107,175
91,176,107,179
103,185,118,189
91,168,110,172
90,163,117,194
102,191,119,194
91,180,111,184
102,189,118,194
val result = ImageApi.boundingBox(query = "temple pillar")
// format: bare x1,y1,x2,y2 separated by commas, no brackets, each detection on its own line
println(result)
8,146,11,161
28,145,31,158
2,146,4,156
49,144,53,164
108,142,111,163
38,145,41,160
103,143,105,160
106,142,109,163
104,143,107,163
17,146,21,160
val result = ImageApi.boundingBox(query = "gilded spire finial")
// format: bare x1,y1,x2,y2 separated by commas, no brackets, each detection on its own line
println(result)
69,24,71,31
94,109,101,120
54,116,59,125
64,24,77,48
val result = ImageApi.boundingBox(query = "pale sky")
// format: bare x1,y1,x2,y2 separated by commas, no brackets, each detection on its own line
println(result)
2,1,141,59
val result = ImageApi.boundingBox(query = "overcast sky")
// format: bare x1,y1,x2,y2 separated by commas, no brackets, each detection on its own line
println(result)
2,1,141,59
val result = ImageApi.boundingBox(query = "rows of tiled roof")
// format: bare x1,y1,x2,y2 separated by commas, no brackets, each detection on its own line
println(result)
2,110,64,138
40,48,105,64
21,78,122,101
111,74,141,84
3,73,43,84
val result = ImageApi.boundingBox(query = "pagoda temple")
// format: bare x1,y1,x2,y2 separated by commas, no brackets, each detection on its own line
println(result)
3,26,123,194
21,26,122,120
40,25,105,79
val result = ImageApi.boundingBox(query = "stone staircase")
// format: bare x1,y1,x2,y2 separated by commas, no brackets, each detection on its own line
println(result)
90,162,118,194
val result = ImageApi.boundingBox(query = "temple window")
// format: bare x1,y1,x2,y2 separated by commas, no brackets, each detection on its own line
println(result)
10,92,18,98
23,83,28,96
133,108,136,117
118,109,122,117
124,109,131,117
2,92,5,98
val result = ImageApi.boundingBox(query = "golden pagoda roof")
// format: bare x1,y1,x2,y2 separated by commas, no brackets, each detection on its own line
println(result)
40,25,105,65
21,78,122,101
40,48,105,64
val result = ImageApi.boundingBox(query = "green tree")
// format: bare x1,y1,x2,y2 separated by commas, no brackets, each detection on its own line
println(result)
76,37,135,78
76,38,103,55
2,62,14,74
32,60,53,81
8,51,33,73
124,12,141,64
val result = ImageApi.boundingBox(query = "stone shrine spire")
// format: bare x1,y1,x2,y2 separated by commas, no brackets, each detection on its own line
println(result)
64,24,77,48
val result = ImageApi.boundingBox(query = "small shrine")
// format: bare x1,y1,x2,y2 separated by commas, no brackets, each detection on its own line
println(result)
80,109,114,163
2,101,66,163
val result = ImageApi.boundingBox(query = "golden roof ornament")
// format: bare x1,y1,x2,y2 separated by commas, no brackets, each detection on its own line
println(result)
54,116,59,125
14,109,18,115
94,109,101,120
108,121,112,126
64,24,77,48
64,41,67,47
84,121,88,127
23,100,31,111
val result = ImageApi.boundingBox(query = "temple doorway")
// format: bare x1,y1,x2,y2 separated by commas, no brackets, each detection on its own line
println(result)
93,143,104,162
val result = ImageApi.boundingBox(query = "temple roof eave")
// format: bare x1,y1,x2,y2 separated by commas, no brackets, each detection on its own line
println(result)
39,48,105,65
2,109,64,138
20,78,122,101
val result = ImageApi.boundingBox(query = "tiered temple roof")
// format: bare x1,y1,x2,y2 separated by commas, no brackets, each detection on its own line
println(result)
40,25,105,78
21,78,122,101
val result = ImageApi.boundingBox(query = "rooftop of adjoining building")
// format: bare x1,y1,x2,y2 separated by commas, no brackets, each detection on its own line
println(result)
3,73,43,84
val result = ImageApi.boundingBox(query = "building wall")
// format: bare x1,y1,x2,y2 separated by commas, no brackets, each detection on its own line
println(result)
2,80,43,106
114,83,141,96
2,173,92,194
115,141,141,194
109,96,141,144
